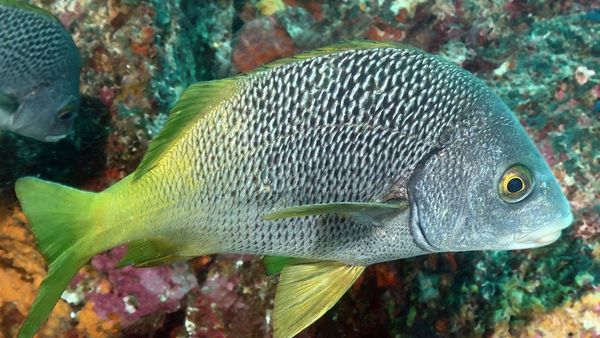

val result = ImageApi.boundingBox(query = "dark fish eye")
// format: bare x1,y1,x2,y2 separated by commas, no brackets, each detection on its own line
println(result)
58,111,73,120
507,177,524,193
57,106,76,121
498,165,534,203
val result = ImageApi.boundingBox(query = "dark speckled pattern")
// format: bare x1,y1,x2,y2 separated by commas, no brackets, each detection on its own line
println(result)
131,47,487,265
0,5,77,91
0,3,80,140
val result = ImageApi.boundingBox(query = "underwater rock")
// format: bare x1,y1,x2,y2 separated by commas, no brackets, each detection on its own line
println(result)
183,255,274,338
0,207,73,338
0,0,597,337
66,246,198,336
151,0,236,108
494,291,600,337
232,16,296,72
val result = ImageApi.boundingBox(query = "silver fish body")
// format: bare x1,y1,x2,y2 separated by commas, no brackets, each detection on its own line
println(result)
120,46,572,266
0,1,80,142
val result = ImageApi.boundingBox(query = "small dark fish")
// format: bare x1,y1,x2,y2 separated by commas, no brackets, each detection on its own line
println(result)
0,0,80,142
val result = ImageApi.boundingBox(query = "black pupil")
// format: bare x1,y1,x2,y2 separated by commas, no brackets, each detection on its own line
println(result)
59,111,73,120
507,177,524,193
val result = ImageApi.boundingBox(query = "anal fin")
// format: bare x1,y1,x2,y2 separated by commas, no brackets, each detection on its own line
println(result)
117,237,181,268
133,255,193,267
273,261,365,338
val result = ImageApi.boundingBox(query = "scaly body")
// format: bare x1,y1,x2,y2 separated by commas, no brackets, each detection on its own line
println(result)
108,47,482,265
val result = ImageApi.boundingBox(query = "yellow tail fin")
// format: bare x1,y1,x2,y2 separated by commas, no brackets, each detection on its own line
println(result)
15,177,112,338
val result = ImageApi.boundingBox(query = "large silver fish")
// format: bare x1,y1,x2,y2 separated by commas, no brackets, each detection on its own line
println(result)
15,42,572,337
0,0,80,142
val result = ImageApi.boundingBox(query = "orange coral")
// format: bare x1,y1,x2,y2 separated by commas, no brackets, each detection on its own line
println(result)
365,21,406,42
76,302,121,338
0,206,72,337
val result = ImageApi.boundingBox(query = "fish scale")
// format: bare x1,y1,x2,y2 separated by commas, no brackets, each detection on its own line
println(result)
0,1,80,142
0,6,71,80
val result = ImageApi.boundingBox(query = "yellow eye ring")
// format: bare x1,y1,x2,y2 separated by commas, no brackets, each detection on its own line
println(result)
499,165,534,203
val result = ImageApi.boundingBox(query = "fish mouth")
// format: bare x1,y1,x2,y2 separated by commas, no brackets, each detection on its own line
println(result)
513,213,573,246
514,229,562,245
44,134,67,142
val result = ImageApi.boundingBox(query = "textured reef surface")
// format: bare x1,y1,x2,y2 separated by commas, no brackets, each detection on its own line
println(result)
0,0,599,337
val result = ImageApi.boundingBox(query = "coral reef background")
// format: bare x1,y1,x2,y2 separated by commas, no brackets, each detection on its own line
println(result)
0,0,598,337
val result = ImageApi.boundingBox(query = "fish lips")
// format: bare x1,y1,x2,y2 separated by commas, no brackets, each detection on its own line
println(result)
512,212,573,247
44,134,68,142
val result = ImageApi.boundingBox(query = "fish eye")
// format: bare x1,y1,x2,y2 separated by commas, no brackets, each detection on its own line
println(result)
57,105,76,121
498,165,534,203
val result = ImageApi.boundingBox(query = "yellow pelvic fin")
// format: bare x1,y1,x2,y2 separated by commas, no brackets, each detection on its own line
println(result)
273,261,366,338
262,201,408,226
133,78,238,180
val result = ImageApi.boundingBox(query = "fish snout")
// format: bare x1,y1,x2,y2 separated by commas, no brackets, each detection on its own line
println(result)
513,212,573,246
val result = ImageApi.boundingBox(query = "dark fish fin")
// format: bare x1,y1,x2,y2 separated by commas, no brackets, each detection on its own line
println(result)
133,78,238,180
0,0,60,22
262,200,408,226
117,237,179,268
257,41,417,71
0,92,19,114
134,41,416,180
273,261,365,338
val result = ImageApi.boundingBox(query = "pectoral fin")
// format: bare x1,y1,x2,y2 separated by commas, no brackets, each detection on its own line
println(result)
273,261,365,338
262,200,407,226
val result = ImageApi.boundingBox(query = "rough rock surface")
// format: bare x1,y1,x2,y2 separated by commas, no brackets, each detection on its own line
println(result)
0,0,598,337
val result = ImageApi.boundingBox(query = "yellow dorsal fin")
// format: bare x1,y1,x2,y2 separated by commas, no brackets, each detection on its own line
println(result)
134,41,411,180
0,0,59,22
133,78,237,180
273,261,366,338
257,40,415,71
